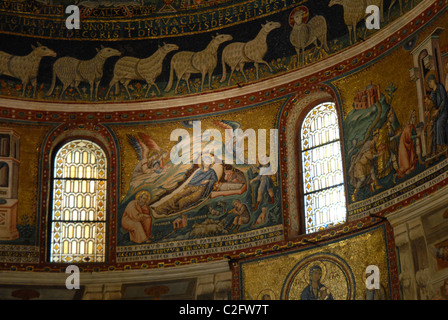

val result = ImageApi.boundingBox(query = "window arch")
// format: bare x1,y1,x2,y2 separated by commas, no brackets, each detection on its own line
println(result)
49,139,108,263
300,102,346,234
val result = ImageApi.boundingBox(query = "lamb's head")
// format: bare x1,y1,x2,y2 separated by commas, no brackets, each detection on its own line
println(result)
328,0,343,7
293,10,306,25
160,42,179,54
97,46,122,58
213,33,233,44
31,43,57,58
262,21,281,33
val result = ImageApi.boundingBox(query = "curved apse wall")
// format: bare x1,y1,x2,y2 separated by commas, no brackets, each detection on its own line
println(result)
0,0,447,286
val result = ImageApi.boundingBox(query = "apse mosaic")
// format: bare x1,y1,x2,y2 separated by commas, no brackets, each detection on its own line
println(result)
1,0,448,276
109,99,285,261
326,10,448,219
234,222,399,300
0,0,422,102
0,121,54,249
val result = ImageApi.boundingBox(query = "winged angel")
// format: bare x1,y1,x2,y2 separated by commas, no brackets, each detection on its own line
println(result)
123,132,186,204
122,120,265,218
122,129,223,208
127,132,169,177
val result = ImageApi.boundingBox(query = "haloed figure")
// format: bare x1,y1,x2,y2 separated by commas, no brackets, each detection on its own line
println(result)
300,265,334,300
121,191,152,244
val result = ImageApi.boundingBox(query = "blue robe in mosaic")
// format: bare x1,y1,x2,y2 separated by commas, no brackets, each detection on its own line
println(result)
430,83,448,152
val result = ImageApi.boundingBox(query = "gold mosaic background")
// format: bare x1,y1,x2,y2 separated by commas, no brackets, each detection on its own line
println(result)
112,99,285,200
333,47,417,125
334,8,448,125
1,121,53,225
239,225,391,300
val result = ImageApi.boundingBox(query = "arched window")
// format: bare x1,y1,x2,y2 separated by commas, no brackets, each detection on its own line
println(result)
300,102,346,234
49,139,108,263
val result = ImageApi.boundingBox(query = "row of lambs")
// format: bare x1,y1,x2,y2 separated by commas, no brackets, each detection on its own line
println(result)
0,22,280,100
0,42,122,99
0,0,411,100
103,21,283,98
45,43,180,100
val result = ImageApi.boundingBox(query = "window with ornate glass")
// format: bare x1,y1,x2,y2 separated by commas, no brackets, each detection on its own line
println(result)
300,102,347,234
49,139,107,263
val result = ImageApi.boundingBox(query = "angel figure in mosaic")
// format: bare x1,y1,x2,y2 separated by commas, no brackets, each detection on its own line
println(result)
123,132,183,205
122,123,225,212
127,132,170,179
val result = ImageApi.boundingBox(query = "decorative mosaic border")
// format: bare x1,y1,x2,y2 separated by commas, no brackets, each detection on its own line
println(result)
349,157,448,220
0,0,308,40
0,244,39,264
116,225,283,263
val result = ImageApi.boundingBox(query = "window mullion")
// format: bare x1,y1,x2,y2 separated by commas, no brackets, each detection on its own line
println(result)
50,139,107,263
300,102,347,234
